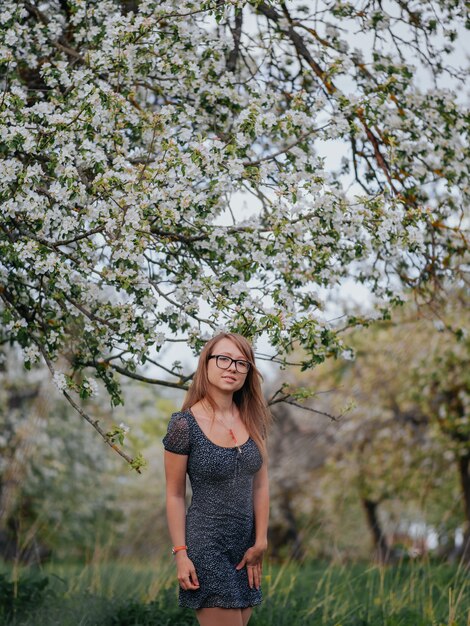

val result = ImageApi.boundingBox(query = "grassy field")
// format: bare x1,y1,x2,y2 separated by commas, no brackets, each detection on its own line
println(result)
1,558,469,626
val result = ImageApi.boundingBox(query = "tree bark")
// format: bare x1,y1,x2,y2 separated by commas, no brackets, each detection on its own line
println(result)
361,497,391,564
0,381,50,564
279,492,305,561
457,453,470,563
0,386,45,530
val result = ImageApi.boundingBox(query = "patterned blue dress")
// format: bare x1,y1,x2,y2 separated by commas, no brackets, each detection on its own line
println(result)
162,408,263,609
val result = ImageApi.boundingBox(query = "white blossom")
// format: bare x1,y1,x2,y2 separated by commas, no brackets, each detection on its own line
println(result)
52,371,68,391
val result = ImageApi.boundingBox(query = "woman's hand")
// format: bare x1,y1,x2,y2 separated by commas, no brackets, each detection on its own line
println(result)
175,552,200,591
235,542,267,590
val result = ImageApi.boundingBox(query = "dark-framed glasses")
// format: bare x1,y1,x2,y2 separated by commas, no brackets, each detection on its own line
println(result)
208,354,251,374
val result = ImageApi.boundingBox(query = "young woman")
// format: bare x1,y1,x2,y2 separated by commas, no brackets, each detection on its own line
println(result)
163,332,271,626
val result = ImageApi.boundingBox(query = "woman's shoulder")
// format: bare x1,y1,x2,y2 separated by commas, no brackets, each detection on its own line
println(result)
169,408,193,422
162,409,193,454
167,409,194,432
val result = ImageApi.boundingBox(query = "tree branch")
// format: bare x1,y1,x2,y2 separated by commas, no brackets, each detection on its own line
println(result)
227,8,243,73
107,362,190,390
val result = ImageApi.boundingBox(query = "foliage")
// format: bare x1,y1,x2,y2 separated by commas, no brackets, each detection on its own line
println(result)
0,0,468,460
0,347,186,563
0,348,125,561
0,571,56,623
269,289,469,557
413,326,470,457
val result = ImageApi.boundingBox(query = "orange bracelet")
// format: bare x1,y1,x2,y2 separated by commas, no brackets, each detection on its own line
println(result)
172,545,188,555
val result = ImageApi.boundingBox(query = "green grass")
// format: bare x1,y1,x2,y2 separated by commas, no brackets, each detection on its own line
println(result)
1,558,469,625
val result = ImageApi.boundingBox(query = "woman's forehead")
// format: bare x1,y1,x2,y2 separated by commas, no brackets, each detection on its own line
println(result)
212,337,247,359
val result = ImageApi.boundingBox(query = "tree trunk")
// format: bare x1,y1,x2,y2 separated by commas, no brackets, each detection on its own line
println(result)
458,453,470,563
361,497,391,564
0,386,45,530
0,382,50,563
279,493,305,561
267,489,305,561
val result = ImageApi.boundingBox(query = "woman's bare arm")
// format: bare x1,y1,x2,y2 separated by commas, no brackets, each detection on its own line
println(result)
164,450,200,590
235,460,270,589
253,461,269,550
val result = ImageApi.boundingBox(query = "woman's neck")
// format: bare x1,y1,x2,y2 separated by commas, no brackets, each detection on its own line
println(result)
204,391,234,416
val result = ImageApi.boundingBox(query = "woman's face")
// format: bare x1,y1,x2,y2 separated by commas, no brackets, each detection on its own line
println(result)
206,337,250,395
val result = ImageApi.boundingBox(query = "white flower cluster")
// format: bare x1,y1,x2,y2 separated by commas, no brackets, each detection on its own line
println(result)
82,378,99,397
52,371,68,392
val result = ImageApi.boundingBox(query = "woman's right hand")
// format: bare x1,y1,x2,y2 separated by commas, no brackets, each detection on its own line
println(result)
175,552,200,590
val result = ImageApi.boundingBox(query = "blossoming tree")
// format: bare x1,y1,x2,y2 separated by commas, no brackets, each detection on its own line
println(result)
1,0,468,468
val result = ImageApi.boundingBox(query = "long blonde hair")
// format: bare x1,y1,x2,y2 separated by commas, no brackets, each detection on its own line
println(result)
182,333,271,456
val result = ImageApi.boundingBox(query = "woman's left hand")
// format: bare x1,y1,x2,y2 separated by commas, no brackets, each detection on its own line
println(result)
235,542,267,590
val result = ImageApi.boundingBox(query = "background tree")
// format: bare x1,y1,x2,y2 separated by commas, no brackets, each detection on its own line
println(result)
410,290,470,561
267,402,334,560
273,290,467,562
0,345,182,563
1,0,468,465
0,346,129,562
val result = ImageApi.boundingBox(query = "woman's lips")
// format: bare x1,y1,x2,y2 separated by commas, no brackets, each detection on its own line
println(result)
221,375,237,382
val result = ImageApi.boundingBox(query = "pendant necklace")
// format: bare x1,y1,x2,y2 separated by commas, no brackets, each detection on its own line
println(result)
205,401,242,454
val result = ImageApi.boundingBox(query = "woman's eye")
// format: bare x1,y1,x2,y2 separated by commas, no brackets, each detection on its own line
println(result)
219,356,231,363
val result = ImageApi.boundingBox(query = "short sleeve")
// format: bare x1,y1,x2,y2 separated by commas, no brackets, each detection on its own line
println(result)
162,412,190,455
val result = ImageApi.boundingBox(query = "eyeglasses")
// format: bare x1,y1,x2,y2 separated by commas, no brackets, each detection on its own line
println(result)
208,354,251,374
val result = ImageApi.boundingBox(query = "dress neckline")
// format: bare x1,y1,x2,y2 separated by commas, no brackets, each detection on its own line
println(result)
186,407,252,451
